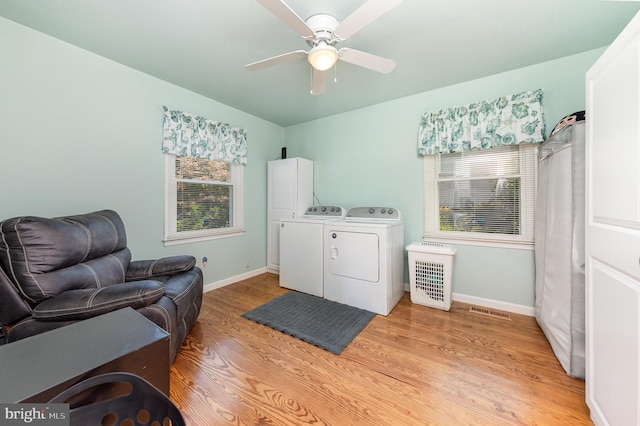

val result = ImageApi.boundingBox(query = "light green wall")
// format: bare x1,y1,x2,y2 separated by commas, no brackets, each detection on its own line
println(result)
284,48,604,307
0,17,283,285
1,14,603,307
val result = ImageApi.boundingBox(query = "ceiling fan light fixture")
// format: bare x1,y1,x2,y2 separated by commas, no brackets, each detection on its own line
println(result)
308,43,338,71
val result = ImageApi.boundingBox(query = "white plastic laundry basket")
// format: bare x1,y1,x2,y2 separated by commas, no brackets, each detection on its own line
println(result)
406,241,457,311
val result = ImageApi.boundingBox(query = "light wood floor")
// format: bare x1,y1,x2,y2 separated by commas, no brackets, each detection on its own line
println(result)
170,273,591,425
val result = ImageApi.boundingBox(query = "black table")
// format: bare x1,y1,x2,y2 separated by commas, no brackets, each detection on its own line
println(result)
0,307,170,403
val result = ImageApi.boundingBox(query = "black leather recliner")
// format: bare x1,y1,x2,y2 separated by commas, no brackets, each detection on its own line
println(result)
0,209,203,363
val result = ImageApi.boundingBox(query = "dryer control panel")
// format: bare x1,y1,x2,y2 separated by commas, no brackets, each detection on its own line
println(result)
345,207,402,222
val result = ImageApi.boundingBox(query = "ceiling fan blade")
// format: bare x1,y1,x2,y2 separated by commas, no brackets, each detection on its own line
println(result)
245,50,307,71
333,0,403,41
256,0,315,39
311,69,327,95
338,48,396,74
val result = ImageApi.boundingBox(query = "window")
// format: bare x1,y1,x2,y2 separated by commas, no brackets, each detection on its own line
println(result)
164,153,244,244
424,144,537,247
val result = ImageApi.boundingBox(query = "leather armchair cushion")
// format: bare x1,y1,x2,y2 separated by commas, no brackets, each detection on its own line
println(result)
0,210,130,303
32,280,164,321
126,256,196,281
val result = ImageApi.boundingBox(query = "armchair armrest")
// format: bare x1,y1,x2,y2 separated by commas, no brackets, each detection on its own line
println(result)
0,266,31,325
126,255,196,281
32,280,164,321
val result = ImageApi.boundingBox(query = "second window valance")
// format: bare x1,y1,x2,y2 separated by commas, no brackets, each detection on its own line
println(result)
417,89,545,156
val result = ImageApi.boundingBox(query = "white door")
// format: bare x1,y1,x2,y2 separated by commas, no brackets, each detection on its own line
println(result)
585,11,640,426
268,159,298,214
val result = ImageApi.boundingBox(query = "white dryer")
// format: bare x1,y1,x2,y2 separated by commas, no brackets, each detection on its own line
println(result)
279,206,345,297
323,207,404,315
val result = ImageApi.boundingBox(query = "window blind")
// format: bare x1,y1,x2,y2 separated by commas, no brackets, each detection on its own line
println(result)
424,144,537,244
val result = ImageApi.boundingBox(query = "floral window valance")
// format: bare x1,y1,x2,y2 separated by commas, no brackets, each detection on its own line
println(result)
162,107,248,165
417,89,545,156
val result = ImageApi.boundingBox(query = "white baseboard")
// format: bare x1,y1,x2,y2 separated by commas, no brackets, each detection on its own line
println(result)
203,267,269,293
403,283,534,317
451,293,534,317
207,276,535,317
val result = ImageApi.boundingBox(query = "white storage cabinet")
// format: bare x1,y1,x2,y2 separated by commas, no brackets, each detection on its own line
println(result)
266,158,313,273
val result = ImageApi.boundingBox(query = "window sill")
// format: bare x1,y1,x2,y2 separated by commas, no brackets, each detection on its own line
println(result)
164,228,245,246
421,235,534,250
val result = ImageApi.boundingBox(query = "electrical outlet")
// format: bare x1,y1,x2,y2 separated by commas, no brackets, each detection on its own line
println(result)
201,256,208,268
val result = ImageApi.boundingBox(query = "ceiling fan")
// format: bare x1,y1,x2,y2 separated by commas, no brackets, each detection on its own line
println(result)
246,0,403,95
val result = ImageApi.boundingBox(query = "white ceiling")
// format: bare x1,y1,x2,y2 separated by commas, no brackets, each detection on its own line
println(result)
1,0,639,127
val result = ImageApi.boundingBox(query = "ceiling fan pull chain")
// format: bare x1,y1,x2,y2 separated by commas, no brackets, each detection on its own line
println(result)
310,66,314,94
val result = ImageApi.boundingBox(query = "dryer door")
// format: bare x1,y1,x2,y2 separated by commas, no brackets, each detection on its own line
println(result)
327,230,379,282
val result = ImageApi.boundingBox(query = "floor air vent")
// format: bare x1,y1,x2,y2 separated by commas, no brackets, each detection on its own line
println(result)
469,305,512,321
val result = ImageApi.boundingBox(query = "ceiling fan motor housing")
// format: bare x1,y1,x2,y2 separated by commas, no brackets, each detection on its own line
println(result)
305,14,339,47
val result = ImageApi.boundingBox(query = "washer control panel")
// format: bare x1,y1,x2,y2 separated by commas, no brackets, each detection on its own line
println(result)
345,207,402,222
303,206,345,218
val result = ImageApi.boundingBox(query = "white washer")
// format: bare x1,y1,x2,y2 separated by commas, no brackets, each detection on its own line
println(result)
323,207,404,315
279,206,345,297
